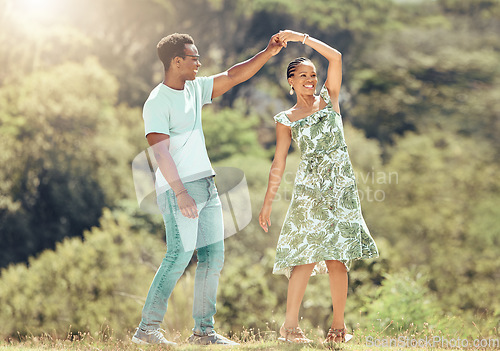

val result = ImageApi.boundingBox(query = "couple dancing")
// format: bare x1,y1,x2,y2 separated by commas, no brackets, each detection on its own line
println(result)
132,29,378,346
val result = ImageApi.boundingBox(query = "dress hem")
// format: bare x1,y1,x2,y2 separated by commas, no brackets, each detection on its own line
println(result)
272,252,379,279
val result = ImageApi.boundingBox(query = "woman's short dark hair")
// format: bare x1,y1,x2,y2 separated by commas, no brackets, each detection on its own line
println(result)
286,57,312,79
157,33,194,71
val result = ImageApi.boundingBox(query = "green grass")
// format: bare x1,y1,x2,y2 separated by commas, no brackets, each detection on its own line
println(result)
0,339,440,351
1,328,499,351
2,340,498,351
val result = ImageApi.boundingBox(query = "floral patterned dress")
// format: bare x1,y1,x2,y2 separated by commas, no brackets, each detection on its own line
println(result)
273,85,379,278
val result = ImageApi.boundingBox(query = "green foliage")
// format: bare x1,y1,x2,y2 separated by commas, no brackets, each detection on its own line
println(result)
0,59,143,268
438,0,500,19
347,20,500,149
361,270,440,333
370,130,500,319
203,107,266,162
217,248,282,334
0,209,165,338
249,0,396,33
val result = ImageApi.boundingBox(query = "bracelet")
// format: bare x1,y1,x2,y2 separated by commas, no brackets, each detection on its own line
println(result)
175,188,188,197
302,33,309,44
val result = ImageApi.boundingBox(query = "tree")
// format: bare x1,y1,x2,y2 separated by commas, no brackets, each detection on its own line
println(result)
370,129,500,320
0,59,144,267
346,18,500,150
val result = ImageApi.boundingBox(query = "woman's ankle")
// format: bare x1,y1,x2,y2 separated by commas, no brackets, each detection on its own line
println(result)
331,321,345,330
283,318,299,329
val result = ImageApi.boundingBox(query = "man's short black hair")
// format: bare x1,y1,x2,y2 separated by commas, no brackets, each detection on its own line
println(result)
157,33,194,71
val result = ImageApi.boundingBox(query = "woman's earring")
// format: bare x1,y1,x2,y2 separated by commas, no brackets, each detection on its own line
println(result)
289,86,294,95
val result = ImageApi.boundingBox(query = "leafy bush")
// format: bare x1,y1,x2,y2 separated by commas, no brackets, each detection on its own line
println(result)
0,209,167,338
360,270,440,333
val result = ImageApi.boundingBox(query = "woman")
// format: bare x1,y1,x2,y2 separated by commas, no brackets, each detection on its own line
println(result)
259,30,379,344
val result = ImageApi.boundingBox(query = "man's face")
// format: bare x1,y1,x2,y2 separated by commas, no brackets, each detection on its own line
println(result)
178,43,201,80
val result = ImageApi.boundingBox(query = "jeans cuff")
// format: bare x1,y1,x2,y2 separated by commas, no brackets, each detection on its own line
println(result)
192,327,214,336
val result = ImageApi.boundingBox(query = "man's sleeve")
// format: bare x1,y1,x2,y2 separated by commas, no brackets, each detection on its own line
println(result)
199,76,214,105
143,98,170,137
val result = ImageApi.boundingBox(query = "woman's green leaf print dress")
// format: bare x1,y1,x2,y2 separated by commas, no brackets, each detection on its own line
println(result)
273,86,379,278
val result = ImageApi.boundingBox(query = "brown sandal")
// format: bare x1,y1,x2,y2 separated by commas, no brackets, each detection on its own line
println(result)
278,324,312,343
324,326,353,344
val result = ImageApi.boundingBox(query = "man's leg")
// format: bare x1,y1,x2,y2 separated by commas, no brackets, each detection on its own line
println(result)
137,247,194,331
138,189,198,332
192,240,224,334
192,177,225,335
188,177,237,345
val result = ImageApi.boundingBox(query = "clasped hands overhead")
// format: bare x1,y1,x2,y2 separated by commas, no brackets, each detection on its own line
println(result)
266,30,310,56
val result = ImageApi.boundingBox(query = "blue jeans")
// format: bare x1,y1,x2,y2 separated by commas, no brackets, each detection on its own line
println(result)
138,176,224,335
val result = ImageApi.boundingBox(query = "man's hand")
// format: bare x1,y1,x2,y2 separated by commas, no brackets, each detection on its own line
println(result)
265,33,286,56
176,192,198,219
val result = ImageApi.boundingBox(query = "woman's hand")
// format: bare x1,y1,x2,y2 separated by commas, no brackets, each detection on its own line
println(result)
265,33,286,56
259,204,272,233
278,30,307,47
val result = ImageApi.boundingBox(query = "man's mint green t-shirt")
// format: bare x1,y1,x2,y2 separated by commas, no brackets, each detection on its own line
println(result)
143,77,215,194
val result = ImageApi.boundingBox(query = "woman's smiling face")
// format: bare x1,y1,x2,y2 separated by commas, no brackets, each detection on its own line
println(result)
288,61,317,95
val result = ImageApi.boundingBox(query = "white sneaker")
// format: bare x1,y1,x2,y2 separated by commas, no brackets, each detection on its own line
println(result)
132,328,177,345
188,331,239,345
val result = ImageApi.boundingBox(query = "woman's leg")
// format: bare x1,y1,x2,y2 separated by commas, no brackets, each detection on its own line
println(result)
325,260,348,329
284,262,316,328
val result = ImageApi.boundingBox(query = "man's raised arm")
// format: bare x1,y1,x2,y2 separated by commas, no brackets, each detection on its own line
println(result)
211,33,283,99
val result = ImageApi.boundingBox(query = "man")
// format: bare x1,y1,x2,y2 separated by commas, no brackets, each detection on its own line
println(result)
132,32,283,345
